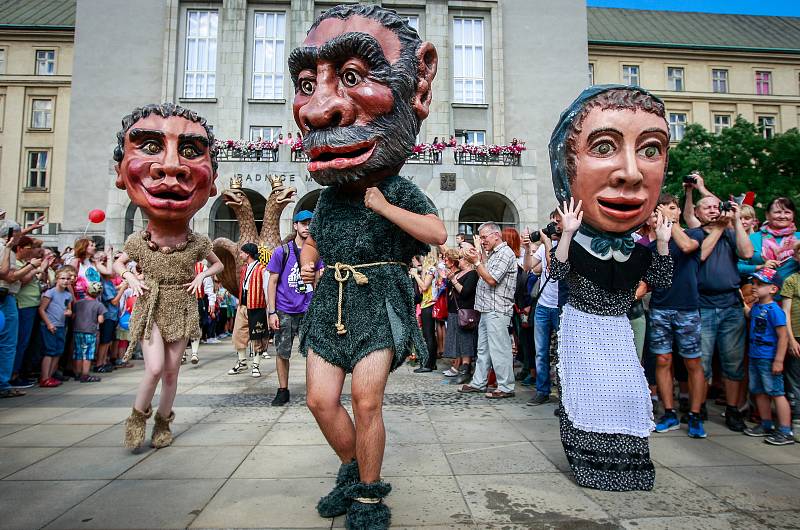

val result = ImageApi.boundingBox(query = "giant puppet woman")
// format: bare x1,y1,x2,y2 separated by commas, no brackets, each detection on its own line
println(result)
548,85,674,491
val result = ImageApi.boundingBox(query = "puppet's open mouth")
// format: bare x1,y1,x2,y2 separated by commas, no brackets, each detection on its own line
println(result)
307,141,376,172
143,186,193,208
597,197,644,219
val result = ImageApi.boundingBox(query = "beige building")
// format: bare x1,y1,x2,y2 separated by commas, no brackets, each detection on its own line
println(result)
588,8,800,142
0,1,75,244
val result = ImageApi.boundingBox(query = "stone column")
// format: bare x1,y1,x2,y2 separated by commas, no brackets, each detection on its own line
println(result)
215,0,247,139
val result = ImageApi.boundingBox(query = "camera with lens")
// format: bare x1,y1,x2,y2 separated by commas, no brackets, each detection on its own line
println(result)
530,221,559,242
719,200,734,213
296,282,308,294
683,174,697,185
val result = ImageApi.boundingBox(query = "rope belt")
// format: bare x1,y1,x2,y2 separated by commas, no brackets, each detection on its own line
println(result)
332,261,406,335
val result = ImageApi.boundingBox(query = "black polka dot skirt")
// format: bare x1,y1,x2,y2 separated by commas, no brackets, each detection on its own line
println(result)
558,407,655,491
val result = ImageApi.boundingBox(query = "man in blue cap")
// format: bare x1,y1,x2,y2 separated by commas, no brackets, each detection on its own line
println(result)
265,209,323,405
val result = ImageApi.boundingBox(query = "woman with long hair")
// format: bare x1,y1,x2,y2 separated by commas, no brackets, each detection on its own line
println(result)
442,245,479,385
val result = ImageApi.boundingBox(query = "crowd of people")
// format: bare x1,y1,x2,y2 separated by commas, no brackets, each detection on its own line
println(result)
0,218,236,396
2,175,799,447
409,174,799,447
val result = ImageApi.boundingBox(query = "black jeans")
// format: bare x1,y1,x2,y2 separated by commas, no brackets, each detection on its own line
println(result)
420,305,437,369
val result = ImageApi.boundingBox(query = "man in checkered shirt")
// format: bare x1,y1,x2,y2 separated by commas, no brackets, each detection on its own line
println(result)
459,222,518,398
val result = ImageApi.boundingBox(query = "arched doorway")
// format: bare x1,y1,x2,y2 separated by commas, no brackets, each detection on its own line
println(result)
294,189,321,217
124,202,148,240
458,191,519,236
210,188,267,241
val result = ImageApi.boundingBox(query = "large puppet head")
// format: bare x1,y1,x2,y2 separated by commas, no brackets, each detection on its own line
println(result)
289,4,438,186
114,103,218,225
549,85,669,234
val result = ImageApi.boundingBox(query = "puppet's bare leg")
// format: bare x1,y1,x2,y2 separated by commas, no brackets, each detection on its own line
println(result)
351,349,392,483
306,350,355,462
134,323,167,412
157,337,188,417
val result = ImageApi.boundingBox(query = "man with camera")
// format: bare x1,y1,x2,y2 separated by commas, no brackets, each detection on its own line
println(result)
265,210,321,406
524,210,563,406
686,196,754,431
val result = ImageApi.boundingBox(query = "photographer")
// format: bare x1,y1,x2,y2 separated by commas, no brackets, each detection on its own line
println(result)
681,172,715,229
524,210,562,406
686,197,754,432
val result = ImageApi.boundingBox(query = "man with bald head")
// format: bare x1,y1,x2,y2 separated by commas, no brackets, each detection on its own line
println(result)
686,196,754,432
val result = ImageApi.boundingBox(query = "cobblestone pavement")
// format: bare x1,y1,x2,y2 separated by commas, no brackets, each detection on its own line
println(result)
1,341,799,529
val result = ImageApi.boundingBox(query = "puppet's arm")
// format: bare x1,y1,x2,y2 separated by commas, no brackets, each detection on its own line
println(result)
364,187,446,245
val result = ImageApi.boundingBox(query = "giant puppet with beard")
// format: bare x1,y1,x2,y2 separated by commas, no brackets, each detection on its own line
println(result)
547,85,675,492
291,5,446,529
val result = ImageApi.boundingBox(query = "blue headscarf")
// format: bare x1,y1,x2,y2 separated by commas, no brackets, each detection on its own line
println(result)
548,84,666,205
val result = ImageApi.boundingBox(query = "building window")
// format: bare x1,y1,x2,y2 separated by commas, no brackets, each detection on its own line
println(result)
588,63,594,86
30,99,53,129
667,67,684,91
622,65,639,86
249,126,281,142
23,210,44,235
252,12,286,100
0,49,5,74
755,71,772,95
668,113,687,142
758,116,775,139
712,69,728,93
184,10,218,98
27,151,48,188
35,50,55,75
464,130,485,145
713,114,731,134
403,15,419,31
453,18,484,104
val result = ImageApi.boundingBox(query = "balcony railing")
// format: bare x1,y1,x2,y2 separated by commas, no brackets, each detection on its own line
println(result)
291,150,310,162
405,150,442,164
216,148,278,163
453,151,522,166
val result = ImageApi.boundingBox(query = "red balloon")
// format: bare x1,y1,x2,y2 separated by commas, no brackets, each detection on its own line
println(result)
88,209,105,223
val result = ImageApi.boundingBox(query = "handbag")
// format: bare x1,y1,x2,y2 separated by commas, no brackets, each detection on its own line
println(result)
432,292,448,320
452,287,479,330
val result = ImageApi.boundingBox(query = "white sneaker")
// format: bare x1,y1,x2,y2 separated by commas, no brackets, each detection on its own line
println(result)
206,337,220,344
190,353,199,364
443,367,458,377
181,355,187,365
261,352,271,359
252,365,262,378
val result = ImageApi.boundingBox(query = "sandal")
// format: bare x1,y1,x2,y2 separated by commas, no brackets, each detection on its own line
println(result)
458,384,486,393
0,388,26,398
485,390,515,399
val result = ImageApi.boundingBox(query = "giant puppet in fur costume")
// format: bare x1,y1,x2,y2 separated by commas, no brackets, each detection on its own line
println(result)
290,5,445,529
112,103,223,450
548,85,674,491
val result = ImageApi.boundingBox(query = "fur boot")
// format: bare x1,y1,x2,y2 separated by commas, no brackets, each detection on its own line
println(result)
151,410,176,448
344,481,392,530
123,405,152,449
317,459,360,518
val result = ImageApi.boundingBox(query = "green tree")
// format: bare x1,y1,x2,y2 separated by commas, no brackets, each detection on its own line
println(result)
665,117,799,213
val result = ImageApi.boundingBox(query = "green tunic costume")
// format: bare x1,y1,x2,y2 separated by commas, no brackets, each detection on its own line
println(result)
299,174,437,372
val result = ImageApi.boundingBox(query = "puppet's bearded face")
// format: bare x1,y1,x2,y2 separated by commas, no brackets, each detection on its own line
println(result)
571,107,669,233
115,114,217,223
289,16,420,186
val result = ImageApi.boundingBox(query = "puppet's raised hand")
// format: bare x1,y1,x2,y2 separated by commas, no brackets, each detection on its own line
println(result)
654,212,673,242
557,198,583,235
364,187,389,216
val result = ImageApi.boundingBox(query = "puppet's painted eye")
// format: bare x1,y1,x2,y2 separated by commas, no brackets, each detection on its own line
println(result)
638,145,661,159
592,141,615,156
341,69,362,88
299,79,315,95
141,141,161,155
180,144,201,158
